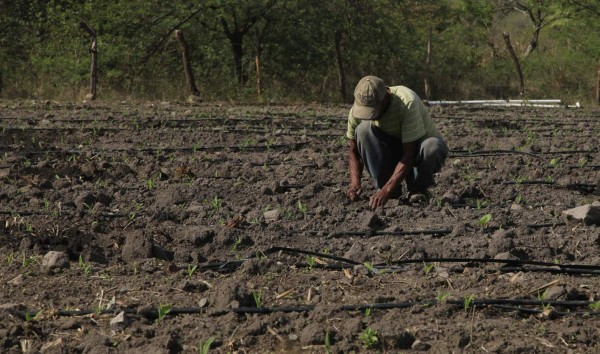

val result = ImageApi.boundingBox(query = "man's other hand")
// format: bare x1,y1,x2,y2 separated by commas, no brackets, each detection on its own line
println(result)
348,184,363,202
369,189,390,210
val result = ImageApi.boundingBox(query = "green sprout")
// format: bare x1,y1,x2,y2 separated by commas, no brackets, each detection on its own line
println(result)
156,303,171,323
187,264,198,277
363,261,374,274
464,294,476,311
78,255,92,275
145,178,155,190
209,196,222,213
359,327,379,349
306,255,316,270
423,262,435,275
198,337,215,354
577,157,588,168
364,307,372,317
588,301,600,311
297,200,308,215
252,289,263,308
478,214,492,228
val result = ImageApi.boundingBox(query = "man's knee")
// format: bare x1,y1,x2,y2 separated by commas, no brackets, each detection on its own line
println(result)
421,137,448,160
354,121,371,142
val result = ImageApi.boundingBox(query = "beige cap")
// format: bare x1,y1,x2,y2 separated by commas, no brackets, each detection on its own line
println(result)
352,76,387,120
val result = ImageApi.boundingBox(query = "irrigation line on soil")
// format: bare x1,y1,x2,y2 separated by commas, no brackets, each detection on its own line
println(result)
22,299,599,320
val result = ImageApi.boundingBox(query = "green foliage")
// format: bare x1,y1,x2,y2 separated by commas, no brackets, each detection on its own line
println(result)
187,264,198,277
0,0,598,103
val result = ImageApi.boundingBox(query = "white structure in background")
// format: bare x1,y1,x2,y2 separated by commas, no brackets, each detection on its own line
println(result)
427,99,581,108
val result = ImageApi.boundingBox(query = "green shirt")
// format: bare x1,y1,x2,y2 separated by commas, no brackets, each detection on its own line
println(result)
346,86,440,142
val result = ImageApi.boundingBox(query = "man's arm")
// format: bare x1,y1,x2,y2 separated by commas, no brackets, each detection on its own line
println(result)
368,140,418,210
348,139,363,201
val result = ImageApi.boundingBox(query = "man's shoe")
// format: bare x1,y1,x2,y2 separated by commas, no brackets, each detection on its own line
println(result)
408,190,431,205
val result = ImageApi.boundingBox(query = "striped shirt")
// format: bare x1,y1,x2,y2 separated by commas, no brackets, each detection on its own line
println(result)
346,86,440,142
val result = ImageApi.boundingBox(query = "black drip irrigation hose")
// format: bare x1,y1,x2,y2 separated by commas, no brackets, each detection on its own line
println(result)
21,299,600,320
183,246,600,276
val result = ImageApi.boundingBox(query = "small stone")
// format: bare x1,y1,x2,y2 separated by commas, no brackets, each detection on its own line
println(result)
359,211,381,228
510,203,523,211
110,311,127,329
263,209,281,222
288,334,298,341
441,192,460,205
412,339,432,351
561,202,600,225
8,274,24,285
494,252,519,260
543,286,566,300
41,251,70,273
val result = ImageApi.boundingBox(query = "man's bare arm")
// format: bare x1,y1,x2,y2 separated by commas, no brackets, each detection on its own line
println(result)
368,140,418,210
348,139,363,201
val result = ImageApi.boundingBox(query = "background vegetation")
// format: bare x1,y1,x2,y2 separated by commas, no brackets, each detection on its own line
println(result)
0,0,598,104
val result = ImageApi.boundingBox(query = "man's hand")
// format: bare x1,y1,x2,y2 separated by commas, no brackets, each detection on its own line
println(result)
348,184,363,202
369,189,390,210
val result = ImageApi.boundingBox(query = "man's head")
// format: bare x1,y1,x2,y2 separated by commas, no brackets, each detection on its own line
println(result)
352,76,388,120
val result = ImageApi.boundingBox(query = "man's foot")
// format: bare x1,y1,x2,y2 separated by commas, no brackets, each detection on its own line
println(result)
408,190,431,205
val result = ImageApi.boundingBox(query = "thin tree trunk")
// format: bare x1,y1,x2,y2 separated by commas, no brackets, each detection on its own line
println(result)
255,50,262,98
79,21,97,100
503,32,524,96
523,27,540,58
424,27,432,101
175,30,200,97
596,61,600,106
334,31,347,103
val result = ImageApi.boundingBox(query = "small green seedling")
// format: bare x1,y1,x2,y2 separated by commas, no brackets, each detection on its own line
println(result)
22,254,37,268
359,327,379,349
363,261,374,274
423,262,435,275
209,196,222,213
25,311,41,322
198,337,215,354
252,289,263,308
364,307,372,317
78,255,92,275
478,214,492,228
297,200,308,215
187,264,198,277
464,294,476,311
145,178,154,189
577,157,588,168
548,158,559,168
436,292,450,303
306,255,316,270
156,303,171,323
7,253,14,267
588,301,600,311
325,329,332,354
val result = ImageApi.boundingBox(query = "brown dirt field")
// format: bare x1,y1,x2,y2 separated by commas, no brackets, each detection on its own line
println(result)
1,100,599,353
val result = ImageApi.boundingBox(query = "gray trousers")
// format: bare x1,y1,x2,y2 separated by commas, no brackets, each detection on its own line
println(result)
355,121,448,192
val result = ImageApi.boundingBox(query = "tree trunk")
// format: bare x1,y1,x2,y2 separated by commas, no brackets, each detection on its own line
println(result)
523,26,540,58
79,21,97,100
503,32,525,96
230,34,246,86
596,62,600,106
175,30,200,97
255,48,262,98
334,31,347,103
424,27,432,101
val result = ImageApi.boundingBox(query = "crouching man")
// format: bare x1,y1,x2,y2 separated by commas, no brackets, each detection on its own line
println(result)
346,76,448,210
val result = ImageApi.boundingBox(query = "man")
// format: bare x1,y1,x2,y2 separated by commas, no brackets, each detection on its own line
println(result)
346,76,448,210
